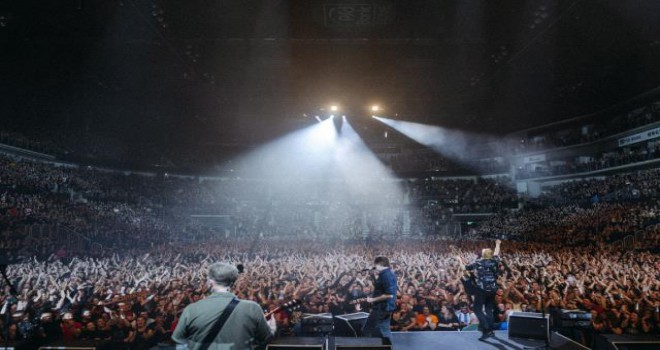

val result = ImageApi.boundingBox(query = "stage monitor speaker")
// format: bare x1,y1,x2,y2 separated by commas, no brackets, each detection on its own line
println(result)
266,345,324,350
267,337,325,350
549,331,591,350
593,334,660,350
334,336,390,349
508,311,549,341
0,341,31,350
39,340,113,350
334,312,369,337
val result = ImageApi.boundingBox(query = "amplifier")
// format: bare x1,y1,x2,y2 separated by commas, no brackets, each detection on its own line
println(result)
301,313,334,336
301,324,335,334
508,312,549,341
302,313,334,324
560,320,591,328
561,310,592,321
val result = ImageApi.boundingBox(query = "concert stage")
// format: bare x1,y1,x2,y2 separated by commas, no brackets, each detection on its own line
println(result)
268,331,588,350
20,331,590,350
390,330,588,350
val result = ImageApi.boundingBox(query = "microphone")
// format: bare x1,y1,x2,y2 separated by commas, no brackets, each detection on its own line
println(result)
360,267,376,272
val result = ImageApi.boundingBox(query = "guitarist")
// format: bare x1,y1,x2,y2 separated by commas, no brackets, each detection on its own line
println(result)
172,262,273,350
362,256,397,346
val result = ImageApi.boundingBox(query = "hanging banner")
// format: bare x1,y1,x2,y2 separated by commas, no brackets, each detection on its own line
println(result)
523,154,546,164
618,127,660,147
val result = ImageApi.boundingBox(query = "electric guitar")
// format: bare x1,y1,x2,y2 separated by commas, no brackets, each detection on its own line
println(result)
264,299,301,318
349,297,369,305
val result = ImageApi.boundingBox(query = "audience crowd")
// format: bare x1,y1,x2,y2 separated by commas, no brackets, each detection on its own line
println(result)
1,149,659,348
513,100,660,154
0,238,657,348
516,140,660,179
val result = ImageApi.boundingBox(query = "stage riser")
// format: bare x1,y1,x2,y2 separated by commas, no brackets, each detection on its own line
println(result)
18,332,658,350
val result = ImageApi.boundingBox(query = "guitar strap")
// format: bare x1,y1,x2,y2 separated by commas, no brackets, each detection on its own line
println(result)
199,297,240,350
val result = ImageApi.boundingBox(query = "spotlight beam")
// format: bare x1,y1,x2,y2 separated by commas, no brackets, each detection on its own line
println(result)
373,116,500,166
331,119,403,205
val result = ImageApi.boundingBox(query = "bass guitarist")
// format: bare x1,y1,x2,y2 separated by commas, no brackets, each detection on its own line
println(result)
172,262,274,350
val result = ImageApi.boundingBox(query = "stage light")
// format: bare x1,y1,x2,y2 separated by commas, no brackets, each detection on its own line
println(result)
330,105,339,112
371,105,380,112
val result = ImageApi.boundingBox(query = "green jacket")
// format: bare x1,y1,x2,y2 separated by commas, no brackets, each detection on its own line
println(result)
172,292,271,350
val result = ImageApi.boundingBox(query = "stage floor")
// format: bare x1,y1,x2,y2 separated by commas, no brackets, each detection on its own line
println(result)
390,330,587,350
268,331,587,350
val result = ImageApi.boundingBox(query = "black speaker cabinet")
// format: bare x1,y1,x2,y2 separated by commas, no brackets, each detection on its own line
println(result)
334,336,390,350
39,340,113,350
0,341,31,350
267,337,326,350
593,334,660,350
39,348,97,350
508,311,549,341
301,313,334,336
266,345,325,350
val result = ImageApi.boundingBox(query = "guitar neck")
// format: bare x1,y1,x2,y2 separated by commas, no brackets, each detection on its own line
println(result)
264,308,279,318
349,297,369,305
264,299,300,318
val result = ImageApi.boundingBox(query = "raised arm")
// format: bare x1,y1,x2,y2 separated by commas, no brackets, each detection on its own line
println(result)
493,239,501,257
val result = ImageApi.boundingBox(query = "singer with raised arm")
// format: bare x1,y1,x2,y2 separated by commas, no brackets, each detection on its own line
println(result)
362,256,397,346
457,239,502,341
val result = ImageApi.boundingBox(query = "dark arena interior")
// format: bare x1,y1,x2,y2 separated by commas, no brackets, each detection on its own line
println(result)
1,1,660,350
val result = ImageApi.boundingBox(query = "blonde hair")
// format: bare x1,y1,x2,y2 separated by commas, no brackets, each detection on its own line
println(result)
481,248,493,259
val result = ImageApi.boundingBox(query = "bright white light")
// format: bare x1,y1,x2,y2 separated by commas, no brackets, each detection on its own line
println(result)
371,105,380,112
372,116,498,164
226,116,403,238
332,119,402,202
234,118,337,180
330,105,339,112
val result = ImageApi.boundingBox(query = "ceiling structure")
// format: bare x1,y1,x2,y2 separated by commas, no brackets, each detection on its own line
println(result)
1,0,660,166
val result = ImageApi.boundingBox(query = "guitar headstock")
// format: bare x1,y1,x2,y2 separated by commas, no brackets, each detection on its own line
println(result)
280,299,300,309
281,299,301,311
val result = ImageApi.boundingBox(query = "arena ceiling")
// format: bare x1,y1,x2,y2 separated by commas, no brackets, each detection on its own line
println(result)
1,0,660,160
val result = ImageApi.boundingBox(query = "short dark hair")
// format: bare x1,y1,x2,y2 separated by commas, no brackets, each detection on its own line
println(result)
374,256,390,267
208,262,239,287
